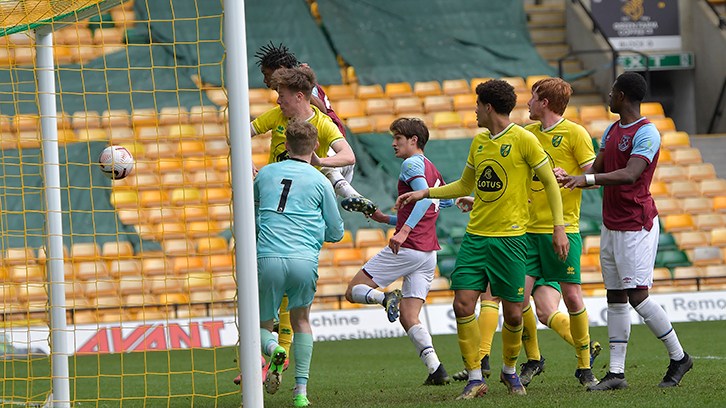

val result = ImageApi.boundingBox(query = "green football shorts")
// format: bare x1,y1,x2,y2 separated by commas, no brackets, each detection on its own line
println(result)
526,232,582,284
451,233,527,303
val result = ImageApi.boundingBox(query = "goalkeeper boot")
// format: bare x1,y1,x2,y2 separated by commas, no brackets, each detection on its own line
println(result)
423,363,451,385
658,352,693,388
234,355,267,385
586,372,628,391
341,195,378,216
455,379,487,400
518,356,545,387
500,371,527,395
293,394,310,407
382,289,403,323
264,346,287,394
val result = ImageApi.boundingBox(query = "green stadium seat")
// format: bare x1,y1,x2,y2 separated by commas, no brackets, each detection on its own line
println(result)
437,257,457,280
447,226,467,245
654,250,691,269
579,220,601,237
438,243,458,260
657,233,678,251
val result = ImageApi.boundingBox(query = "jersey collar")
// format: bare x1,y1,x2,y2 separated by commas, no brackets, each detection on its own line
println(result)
540,118,565,133
489,123,515,141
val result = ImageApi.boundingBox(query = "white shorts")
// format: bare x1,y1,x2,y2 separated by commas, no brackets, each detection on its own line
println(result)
362,247,436,300
599,216,659,290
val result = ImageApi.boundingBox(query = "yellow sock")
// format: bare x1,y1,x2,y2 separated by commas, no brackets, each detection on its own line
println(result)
278,296,293,355
501,322,523,368
570,307,591,369
547,311,574,348
478,301,499,359
456,314,481,371
521,305,540,361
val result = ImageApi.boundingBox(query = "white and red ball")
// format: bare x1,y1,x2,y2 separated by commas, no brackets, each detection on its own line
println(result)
99,145,134,180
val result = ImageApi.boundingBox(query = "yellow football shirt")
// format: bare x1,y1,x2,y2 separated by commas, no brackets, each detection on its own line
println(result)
251,105,344,165
429,123,550,237
525,119,596,233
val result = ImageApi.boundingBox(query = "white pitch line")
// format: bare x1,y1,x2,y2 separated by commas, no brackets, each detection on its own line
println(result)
692,356,726,360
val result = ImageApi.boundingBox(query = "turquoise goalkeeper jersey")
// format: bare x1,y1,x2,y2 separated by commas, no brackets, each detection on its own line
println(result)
253,158,344,262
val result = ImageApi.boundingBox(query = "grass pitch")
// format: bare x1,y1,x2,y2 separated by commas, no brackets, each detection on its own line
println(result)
2,320,725,407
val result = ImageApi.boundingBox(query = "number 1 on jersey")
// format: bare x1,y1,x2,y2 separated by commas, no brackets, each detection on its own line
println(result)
277,178,293,212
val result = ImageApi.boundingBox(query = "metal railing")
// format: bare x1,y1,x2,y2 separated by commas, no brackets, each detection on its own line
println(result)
703,0,726,29
708,74,726,133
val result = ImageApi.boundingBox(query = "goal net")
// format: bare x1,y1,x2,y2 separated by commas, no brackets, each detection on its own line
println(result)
1,0,241,406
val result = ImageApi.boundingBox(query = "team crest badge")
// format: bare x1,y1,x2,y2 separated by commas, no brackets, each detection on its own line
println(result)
618,135,633,152
552,135,563,147
500,144,511,157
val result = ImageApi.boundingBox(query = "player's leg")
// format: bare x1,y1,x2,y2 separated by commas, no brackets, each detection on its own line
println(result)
285,258,320,407
278,296,293,360
257,257,288,394
488,235,527,395
519,234,545,386
452,288,498,382
623,218,691,388
319,166,377,216
344,247,403,322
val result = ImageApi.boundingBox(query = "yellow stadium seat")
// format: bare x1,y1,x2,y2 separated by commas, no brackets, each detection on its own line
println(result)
208,204,232,220
187,221,220,239
181,206,209,222
196,237,228,255
654,197,681,215
469,78,494,91
578,105,608,123
694,213,725,231
323,230,354,249
206,254,235,274
101,241,134,259
248,88,271,104
373,115,397,132
686,163,716,180
109,259,142,279
346,117,375,134
667,180,699,198
163,238,195,256
641,102,665,119
83,281,118,299
158,107,189,126
146,208,180,224
204,187,232,205
663,213,695,232
659,148,673,165
661,132,691,150
580,254,600,272
333,248,364,267
101,109,131,128
441,128,472,140
675,231,709,249
212,275,236,292
172,256,206,275
185,272,213,292
154,221,187,240
132,108,158,128
583,235,601,254
461,111,478,128
71,243,101,261
189,105,221,124
196,123,226,139
650,117,676,132
680,197,712,214
170,187,203,206
363,246,382,261
700,179,726,197
118,277,146,296
4,247,37,266
673,266,704,284
393,97,424,114
9,265,44,282
525,75,550,90
71,110,100,129
453,94,477,112
650,181,670,198
157,158,184,174
140,190,170,207
672,148,702,165
499,76,526,92
442,79,470,96
714,228,726,247
159,172,189,190
325,84,356,101
562,106,580,124
385,82,414,98
316,266,342,285
654,165,686,182
432,112,462,129
355,228,387,249
356,84,385,100
652,268,673,285
16,282,48,304
168,124,197,140
149,276,185,295
365,98,394,116
335,99,366,120
414,81,442,97
424,96,453,113
714,196,726,213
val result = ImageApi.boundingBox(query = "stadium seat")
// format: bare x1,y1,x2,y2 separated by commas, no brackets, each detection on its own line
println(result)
188,221,220,239
83,281,118,299
453,94,477,112
685,163,716,180
700,179,726,197
654,250,691,269
580,254,600,272
658,148,673,165
649,181,669,198
4,247,37,266
142,257,172,278
355,228,387,249
652,268,673,285
385,82,414,98
71,110,100,129
212,275,236,292
694,213,725,231
131,108,158,128
515,91,531,108
101,109,131,129
562,106,580,124
671,148,702,165
578,105,608,123
316,266,342,285
181,206,209,222
424,96,453,113
71,243,101,261
414,81,442,97
654,165,686,182
579,219,601,237
703,265,726,287
442,79,470,96
160,172,190,189
118,277,146,296
169,125,198,140
441,128,472,140
373,115,397,132
143,141,176,159
658,232,678,251
461,111,478,128
163,238,195,256
325,84,356,101
17,130,41,149
499,76,526,92
714,196,726,213
154,222,187,240
432,112,462,129
673,266,704,285
335,100,366,120
203,187,232,205
667,180,699,198
109,259,142,278
318,249,334,267
189,105,221,125
363,246,381,262
185,272,213,293
393,97,424,114
101,241,133,259
250,103,275,118
675,231,709,249
147,208,180,224
640,102,665,119
208,204,232,221
170,187,203,206
157,158,184,174
196,123,226,140
172,256,206,275
346,117,375,134
650,117,676,132
692,247,723,266
333,248,364,267
663,213,695,232
660,131,690,150
653,197,681,215
195,237,228,255
186,158,216,174
583,235,601,254
525,75,550,90
680,197,712,214
9,265,44,282
149,276,185,295
356,84,385,100
710,228,726,247
469,78,494,91
365,98,394,116
248,89,270,105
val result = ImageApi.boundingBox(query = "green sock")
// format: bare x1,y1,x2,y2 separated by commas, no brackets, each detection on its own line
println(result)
260,328,278,356
293,333,314,382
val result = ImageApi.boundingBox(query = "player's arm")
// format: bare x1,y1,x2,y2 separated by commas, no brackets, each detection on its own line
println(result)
534,161,568,261
320,181,345,243
314,133,356,167
396,164,475,210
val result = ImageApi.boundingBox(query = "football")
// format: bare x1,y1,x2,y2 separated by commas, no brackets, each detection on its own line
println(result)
99,145,135,180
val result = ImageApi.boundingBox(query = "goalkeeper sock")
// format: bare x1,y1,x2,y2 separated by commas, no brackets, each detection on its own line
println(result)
521,304,541,361
351,284,384,304
260,328,278,356
293,333,313,384
407,323,441,374
278,296,293,355
478,300,499,359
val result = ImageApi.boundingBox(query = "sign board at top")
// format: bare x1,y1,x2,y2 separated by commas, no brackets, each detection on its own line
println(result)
591,0,681,52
